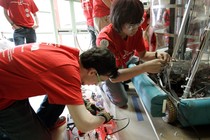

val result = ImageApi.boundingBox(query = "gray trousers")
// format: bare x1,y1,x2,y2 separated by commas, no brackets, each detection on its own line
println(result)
0,99,52,140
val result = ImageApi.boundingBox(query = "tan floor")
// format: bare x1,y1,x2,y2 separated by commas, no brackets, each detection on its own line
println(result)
29,84,210,140
116,94,158,140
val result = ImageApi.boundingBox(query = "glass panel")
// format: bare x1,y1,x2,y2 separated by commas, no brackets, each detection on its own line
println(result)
0,7,13,38
150,0,210,99
60,33,92,52
57,0,86,29
56,0,89,50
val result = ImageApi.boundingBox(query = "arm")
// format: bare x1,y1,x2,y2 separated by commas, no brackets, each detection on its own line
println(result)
32,13,39,29
110,58,167,82
3,9,21,30
67,104,106,132
102,0,112,8
139,50,171,62
3,9,13,26
110,50,171,82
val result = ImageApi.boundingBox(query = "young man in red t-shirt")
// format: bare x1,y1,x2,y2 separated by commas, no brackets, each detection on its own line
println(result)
0,0,39,46
97,0,171,108
0,43,117,140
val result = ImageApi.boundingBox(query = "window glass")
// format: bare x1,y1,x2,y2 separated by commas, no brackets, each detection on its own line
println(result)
0,0,89,50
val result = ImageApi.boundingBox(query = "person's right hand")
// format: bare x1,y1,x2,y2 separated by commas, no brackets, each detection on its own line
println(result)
12,24,22,30
143,59,168,73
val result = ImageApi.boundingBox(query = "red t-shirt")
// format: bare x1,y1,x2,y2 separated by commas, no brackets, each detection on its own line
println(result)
92,0,110,17
96,24,146,68
81,0,94,27
163,9,170,27
141,12,149,30
0,43,84,110
0,0,39,28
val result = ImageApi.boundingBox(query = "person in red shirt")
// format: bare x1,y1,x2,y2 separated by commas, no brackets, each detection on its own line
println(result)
162,8,170,27
81,0,97,48
0,0,39,46
97,0,170,108
0,43,117,140
92,0,112,34
142,7,157,52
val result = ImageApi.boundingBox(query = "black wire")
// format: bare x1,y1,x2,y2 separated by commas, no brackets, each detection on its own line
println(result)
67,123,76,132
106,117,130,136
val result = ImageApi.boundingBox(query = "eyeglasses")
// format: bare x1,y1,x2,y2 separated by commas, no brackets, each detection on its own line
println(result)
96,72,102,84
125,18,145,31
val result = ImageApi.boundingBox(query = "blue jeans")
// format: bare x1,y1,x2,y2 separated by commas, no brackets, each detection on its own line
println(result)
0,99,51,140
37,95,65,128
101,56,139,107
13,27,36,46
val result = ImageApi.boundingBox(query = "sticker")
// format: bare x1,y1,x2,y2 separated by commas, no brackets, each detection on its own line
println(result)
99,39,109,48
26,13,30,17
25,8,29,12
31,44,39,51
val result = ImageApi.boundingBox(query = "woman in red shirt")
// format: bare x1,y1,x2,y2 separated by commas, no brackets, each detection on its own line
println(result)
97,0,170,108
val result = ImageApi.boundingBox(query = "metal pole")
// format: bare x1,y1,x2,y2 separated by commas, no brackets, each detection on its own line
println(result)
50,0,59,44
182,28,210,98
68,0,80,48
171,0,193,59
168,0,176,56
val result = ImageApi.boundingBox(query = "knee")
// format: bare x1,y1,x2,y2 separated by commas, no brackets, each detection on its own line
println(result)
116,97,128,108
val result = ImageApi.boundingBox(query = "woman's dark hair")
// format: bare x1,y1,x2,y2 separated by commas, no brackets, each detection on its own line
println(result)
110,0,144,32
80,47,119,78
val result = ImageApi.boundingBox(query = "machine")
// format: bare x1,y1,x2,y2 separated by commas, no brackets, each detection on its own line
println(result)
131,0,210,127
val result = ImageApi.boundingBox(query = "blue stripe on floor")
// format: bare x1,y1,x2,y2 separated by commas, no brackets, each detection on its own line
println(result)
132,96,144,121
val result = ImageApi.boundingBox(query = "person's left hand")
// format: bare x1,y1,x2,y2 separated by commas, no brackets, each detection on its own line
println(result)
156,51,171,63
32,25,39,29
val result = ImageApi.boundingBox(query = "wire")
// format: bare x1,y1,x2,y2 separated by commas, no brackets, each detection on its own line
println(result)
106,117,130,136
73,33,92,53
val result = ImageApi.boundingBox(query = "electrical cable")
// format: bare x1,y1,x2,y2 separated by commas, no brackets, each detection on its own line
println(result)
73,32,92,53
110,117,130,135
105,117,130,139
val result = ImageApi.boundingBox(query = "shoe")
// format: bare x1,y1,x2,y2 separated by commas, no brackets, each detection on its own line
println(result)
123,80,131,91
119,104,128,109
123,84,129,91
0,131,10,140
50,116,66,129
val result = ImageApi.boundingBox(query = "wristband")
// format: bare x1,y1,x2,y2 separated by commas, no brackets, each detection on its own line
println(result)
155,51,158,59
